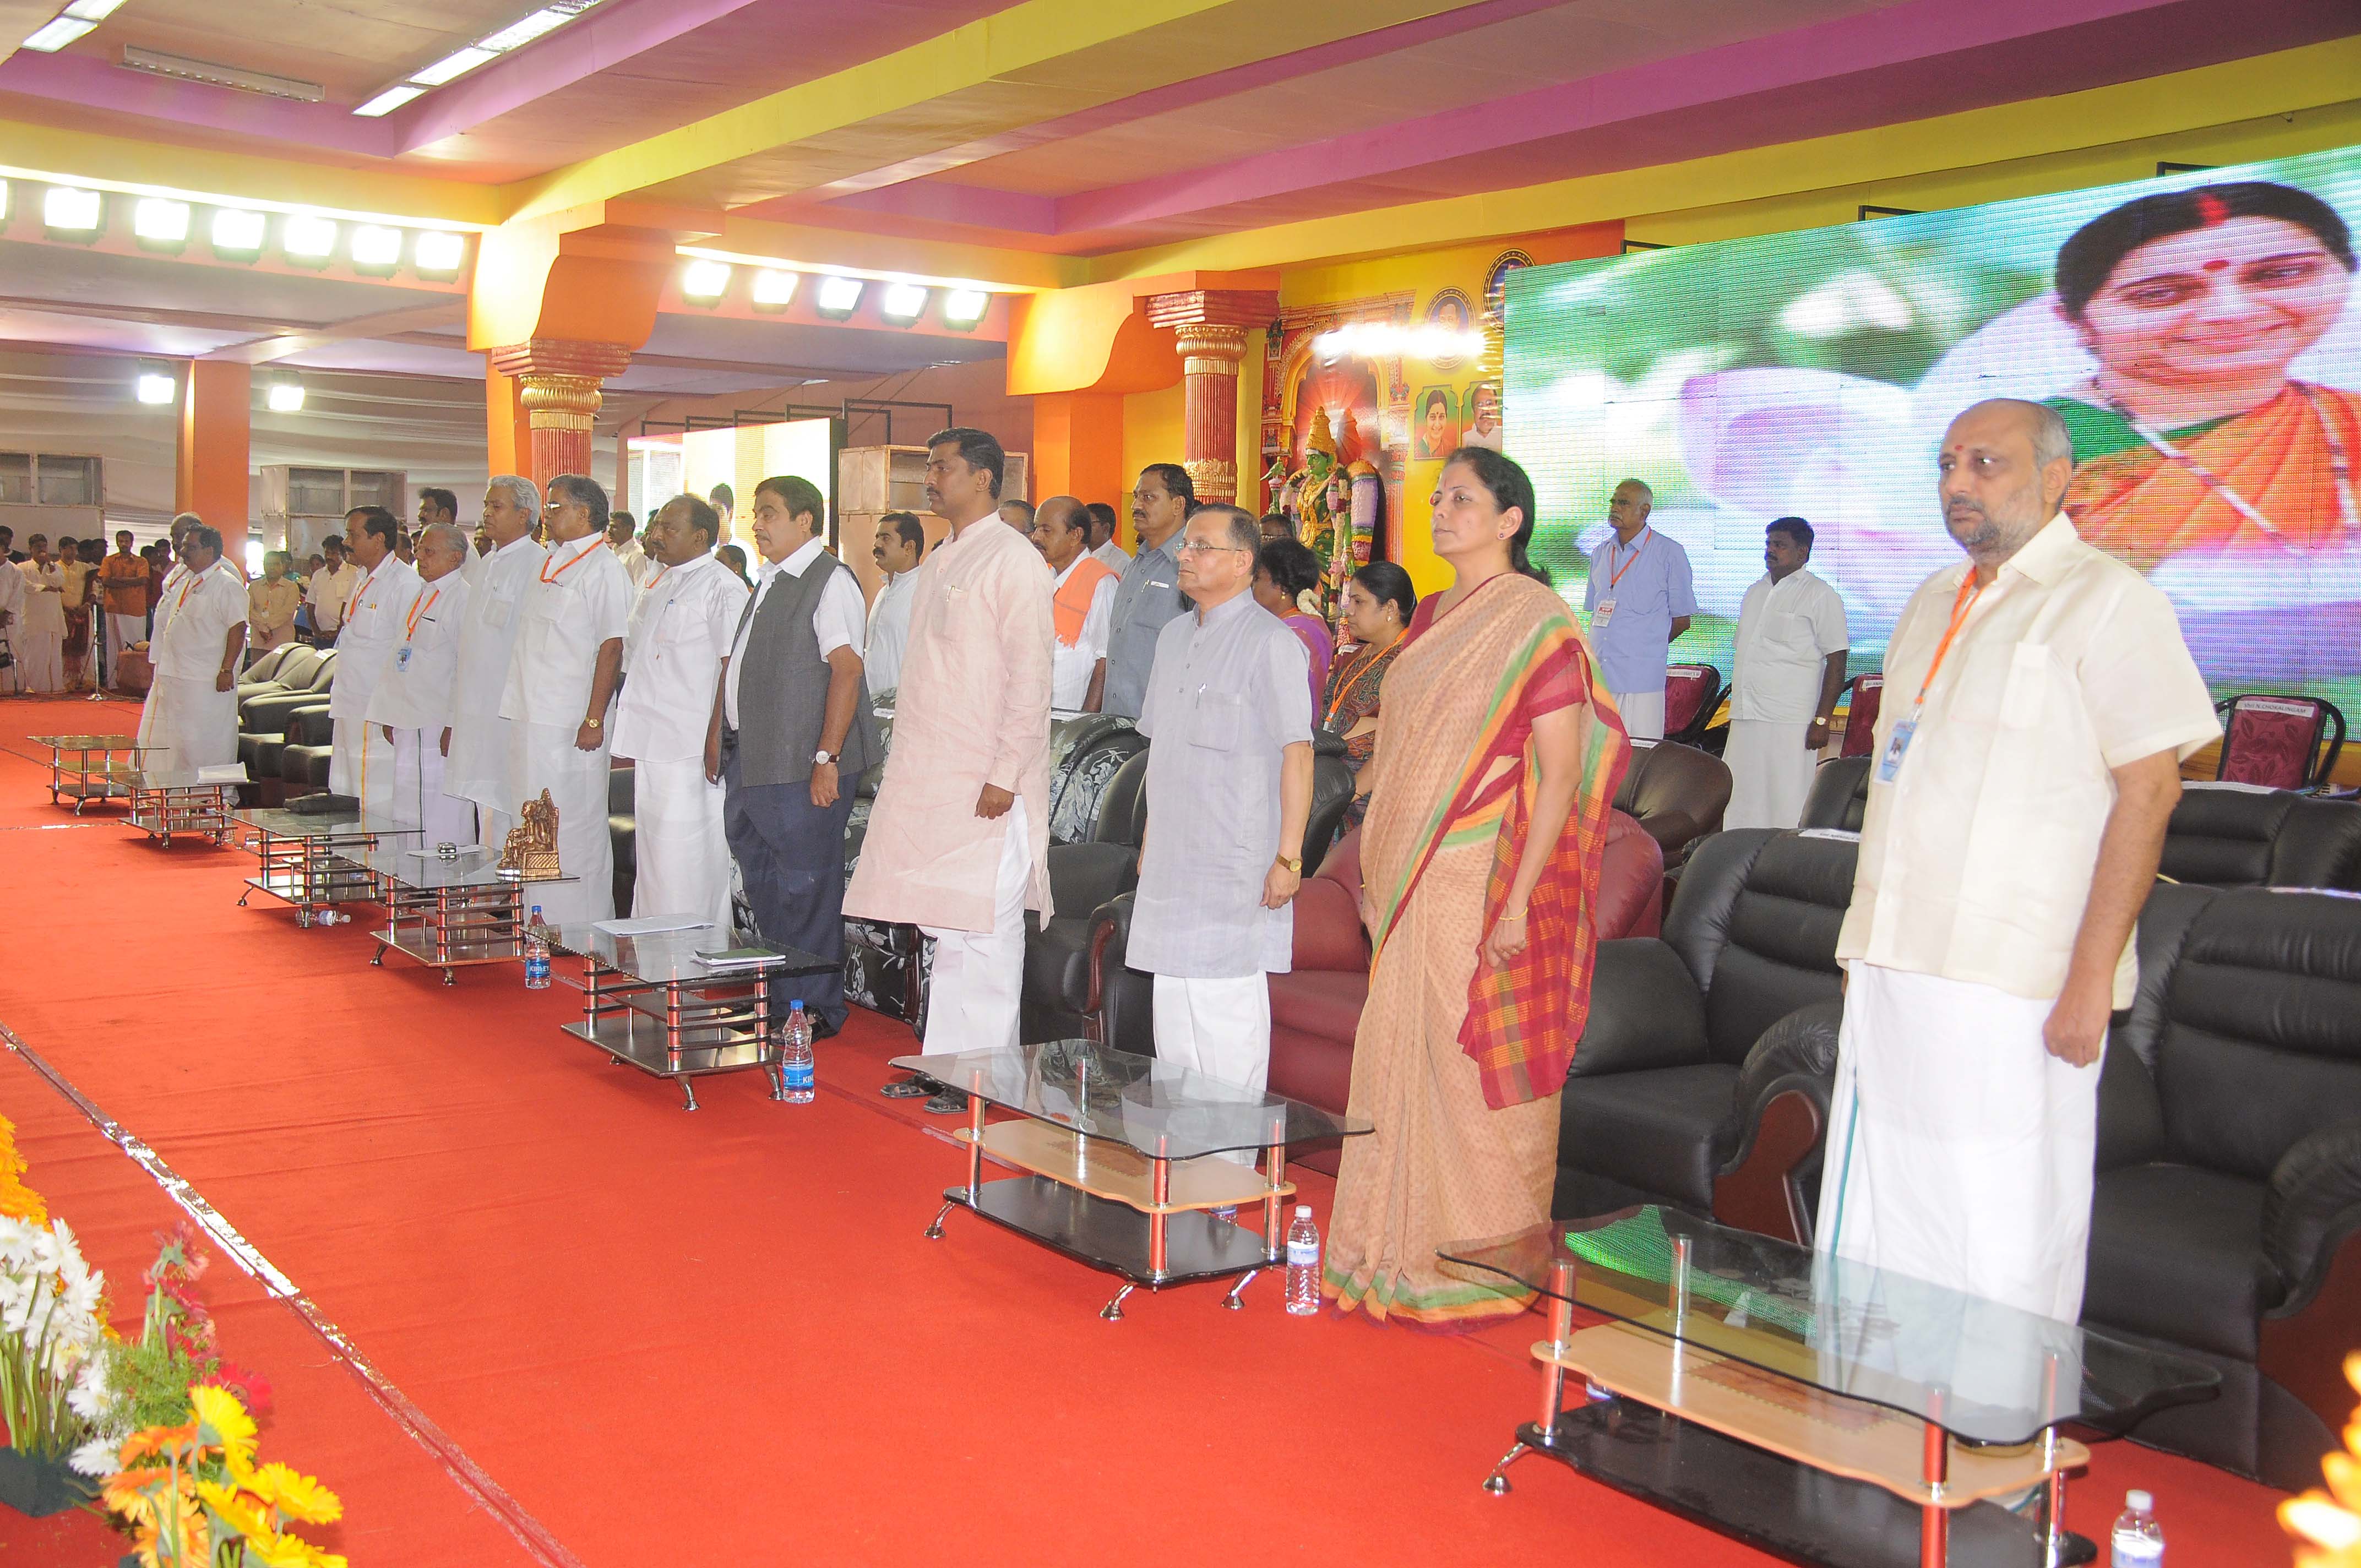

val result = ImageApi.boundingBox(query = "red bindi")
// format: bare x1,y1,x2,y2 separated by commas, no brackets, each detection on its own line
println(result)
2202,259,2230,272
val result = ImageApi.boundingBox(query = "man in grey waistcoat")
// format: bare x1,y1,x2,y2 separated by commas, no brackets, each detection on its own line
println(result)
708,475,880,1037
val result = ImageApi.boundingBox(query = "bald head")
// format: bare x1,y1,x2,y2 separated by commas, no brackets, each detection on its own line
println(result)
1938,399,2075,577
1035,495,1090,571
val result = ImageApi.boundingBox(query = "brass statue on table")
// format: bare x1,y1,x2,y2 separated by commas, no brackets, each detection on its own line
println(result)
496,788,563,881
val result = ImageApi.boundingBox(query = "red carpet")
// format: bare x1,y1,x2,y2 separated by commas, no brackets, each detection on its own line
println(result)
0,696,2298,1565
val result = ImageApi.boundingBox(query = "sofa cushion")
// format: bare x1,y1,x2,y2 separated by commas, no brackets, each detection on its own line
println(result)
2159,785,2296,888
1665,831,1854,1066
1560,1063,1742,1215
1269,970,1368,1046
2086,1163,2270,1361
1024,913,1096,1016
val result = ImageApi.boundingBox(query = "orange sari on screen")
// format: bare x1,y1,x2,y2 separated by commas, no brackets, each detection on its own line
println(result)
1323,575,1629,1325
2060,382,2361,571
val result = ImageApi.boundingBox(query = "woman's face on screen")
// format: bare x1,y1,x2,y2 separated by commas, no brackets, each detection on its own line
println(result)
2074,215,2352,388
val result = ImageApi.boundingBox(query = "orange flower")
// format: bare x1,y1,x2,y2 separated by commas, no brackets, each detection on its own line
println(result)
0,1112,45,1226
116,1423,199,1467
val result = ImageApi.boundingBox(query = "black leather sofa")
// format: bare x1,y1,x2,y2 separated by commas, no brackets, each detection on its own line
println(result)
1552,828,1855,1237
608,764,637,917
1021,750,1148,1044
1613,738,1733,874
276,707,335,798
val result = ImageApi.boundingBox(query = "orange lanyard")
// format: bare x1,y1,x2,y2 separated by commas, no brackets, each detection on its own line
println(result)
343,562,381,624
1910,575,1985,713
540,540,597,584
1605,527,1650,590
404,586,440,641
176,568,204,609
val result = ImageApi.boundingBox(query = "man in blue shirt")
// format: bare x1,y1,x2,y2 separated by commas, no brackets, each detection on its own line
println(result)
1582,478,1696,740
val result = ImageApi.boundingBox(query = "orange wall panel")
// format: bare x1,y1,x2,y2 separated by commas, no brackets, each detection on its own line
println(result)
175,360,251,535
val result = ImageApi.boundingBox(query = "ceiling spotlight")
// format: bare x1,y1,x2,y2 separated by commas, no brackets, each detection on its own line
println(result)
133,197,191,244
351,225,403,269
879,284,927,325
814,276,864,319
136,372,175,406
681,260,732,302
750,269,797,308
211,207,267,255
354,84,425,117
42,186,102,232
282,214,338,260
414,230,466,274
409,46,496,86
943,288,990,330
21,16,95,51
265,373,305,413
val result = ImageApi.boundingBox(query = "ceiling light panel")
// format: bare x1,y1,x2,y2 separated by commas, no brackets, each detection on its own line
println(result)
42,186,101,231
751,269,797,307
681,260,732,301
943,289,991,328
132,197,189,242
211,208,266,252
354,84,425,117
351,225,402,266
21,17,95,51
880,283,928,323
282,214,338,258
480,7,573,50
414,231,466,273
121,46,324,100
815,276,864,315
65,0,128,18
410,46,496,86
266,375,304,412
135,373,174,405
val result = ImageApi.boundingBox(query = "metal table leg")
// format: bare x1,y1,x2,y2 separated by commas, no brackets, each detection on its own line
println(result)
1922,1385,1950,1568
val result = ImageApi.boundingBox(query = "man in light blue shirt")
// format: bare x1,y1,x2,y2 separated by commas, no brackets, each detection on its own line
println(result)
1583,478,1696,741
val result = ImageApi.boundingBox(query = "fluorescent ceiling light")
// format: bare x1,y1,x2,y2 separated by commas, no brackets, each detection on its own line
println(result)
681,260,732,301
136,373,175,406
266,375,304,413
64,0,127,18
414,230,466,273
943,289,991,329
21,17,95,52
351,225,403,266
133,198,190,242
879,283,927,324
751,269,797,307
354,84,425,117
282,214,337,258
121,46,324,101
480,7,573,50
409,46,495,86
211,208,266,252
815,276,863,317
42,186,102,231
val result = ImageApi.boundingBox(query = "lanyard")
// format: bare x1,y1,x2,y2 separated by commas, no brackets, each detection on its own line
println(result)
405,586,440,641
343,561,382,624
540,538,599,584
1606,527,1651,589
1908,575,1985,716
176,567,205,610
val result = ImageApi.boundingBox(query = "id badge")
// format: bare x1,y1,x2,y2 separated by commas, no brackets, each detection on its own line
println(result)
1876,718,1915,782
1591,597,1616,630
396,646,412,673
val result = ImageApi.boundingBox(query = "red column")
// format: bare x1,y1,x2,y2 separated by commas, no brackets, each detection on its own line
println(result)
1146,290,1277,508
486,339,634,488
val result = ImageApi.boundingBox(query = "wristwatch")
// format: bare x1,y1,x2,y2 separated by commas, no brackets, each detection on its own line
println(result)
813,749,838,766
583,715,602,729
1275,853,1303,873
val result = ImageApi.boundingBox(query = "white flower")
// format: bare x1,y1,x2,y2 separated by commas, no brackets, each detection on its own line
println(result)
67,1436,119,1478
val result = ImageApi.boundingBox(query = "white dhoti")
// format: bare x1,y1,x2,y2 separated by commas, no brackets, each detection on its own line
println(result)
388,727,476,846
631,758,732,932
1724,718,1818,830
1151,973,1272,1165
12,632,62,693
329,718,395,815
1816,962,2099,1323
1609,687,1664,742
920,794,1029,1054
134,674,238,770
510,721,613,926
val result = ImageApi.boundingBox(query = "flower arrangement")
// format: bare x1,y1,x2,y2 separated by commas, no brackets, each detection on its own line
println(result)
2282,1352,2361,1565
100,1383,344,1568
0,1212,109,1461
0,1112,44,1227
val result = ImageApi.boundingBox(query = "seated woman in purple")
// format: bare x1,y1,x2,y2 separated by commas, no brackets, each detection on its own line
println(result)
1253,536,1332,713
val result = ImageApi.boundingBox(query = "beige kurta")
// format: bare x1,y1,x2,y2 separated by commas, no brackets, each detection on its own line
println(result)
844,517,1054,932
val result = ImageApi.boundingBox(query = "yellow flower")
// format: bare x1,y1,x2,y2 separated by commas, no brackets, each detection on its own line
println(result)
247,1461,343,1525
187,1383,258,1474
246,1530,347,1568
0,1112,46,1226
195,1477,277,1543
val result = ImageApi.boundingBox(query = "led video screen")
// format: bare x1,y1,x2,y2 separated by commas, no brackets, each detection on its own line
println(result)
1505,144,2361,708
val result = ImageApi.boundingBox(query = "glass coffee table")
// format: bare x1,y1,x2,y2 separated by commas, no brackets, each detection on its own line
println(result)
28,733,157,812
234,805,423,925
890,1041,1374,1320
357,845,571,986
124,767,244,846
1441,1207,2219,1568
547,923,837,1110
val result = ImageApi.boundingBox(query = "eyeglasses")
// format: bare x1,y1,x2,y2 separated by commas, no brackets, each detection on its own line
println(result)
1176,540,1247,554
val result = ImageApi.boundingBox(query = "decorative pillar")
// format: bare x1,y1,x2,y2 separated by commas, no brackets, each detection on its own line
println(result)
487,338,634,487
1145,290,1278,508
176,360,252,536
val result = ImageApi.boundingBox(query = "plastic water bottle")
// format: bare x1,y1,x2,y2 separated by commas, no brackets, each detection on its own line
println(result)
2110,1490,2164,1567
523,906,551,990
1285,1205,1321,1315
779,1001,815,1103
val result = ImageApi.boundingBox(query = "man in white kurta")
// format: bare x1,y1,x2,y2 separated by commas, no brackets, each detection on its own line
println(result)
616,496,746,931
0,542,20,687
134,527,246,768
1821,401,2217,1324
1724,518,1849,830
13,538,66,693
499,474,632,926
325,510,417,815
445,479,548,850
844,430,1053,1067
365,524,474,845
863,513,923,696
1128,505,1314,1133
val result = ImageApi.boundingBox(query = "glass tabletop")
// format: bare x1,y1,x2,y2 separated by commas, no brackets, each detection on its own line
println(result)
547,922,834,983
235,807,427,839
127,767,246,790
351,844,569,890
1439,1207,2218,1447
888,1041,1376,1162
30,734,153,750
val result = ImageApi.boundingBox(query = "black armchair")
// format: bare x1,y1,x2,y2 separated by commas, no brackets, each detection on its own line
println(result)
240,650,339,737
1798,755,1870,832
2158,785,2361,890
1022,749,1149,1042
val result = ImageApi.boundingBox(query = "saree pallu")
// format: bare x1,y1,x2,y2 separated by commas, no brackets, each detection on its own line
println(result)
1321,639,1400,775
1324,575,1630,1324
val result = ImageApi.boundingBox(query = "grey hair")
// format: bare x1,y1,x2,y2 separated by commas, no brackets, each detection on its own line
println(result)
417,521,469,554
2027,401,2074,470
1195,503,1262,557
486,473,541,523
1613,477,1654,507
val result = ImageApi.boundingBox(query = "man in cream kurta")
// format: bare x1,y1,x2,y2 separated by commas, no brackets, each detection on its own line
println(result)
844,429,1053,1060
325,509,418,815
1724,517,1848,830
616,496,746,932
445,478,548,849
1820,400,2217,1325
365,524,474,845
499,474,632,925
134,527,246,769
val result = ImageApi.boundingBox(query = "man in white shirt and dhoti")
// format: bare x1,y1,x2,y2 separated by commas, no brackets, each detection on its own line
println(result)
1724,516,1849,830
1821,400,2218,1324
615,494,747,933
445,477,548,849
844,429,1053,1098
499,473,631,926
863,512,923,696
304,537,359,649
134,526,246,768
1582,480,1696,742
325,508,418,814
1037,496,1117,711
714,480,874,1031
1128,504,1314,1126
366,523,474,844
13,536,66,693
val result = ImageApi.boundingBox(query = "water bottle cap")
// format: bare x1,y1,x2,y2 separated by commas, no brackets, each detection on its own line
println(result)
530,905,541,913
791,999,804,1009
2124,1489,2152,1511
1295,1204,1312,1218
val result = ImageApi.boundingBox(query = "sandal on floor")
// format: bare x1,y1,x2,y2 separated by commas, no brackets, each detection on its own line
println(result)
879,1075,934,1099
